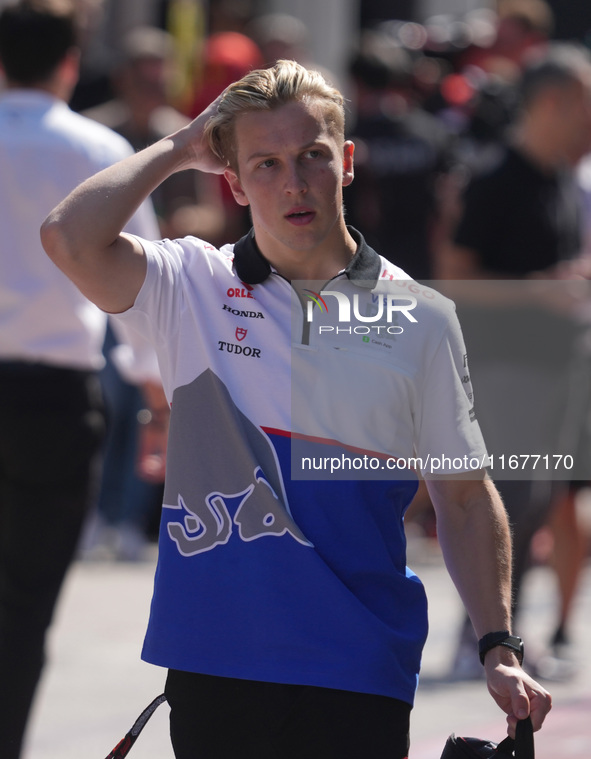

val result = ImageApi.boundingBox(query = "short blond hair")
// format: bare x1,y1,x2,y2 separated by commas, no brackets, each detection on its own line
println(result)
204,59,345,168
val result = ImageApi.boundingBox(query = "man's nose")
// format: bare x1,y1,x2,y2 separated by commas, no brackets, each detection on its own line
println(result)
284,162,307,194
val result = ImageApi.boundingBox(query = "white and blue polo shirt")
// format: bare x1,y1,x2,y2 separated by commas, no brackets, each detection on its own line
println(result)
116,227,487,705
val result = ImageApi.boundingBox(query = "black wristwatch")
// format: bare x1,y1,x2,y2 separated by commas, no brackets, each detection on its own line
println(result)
478,631,524,665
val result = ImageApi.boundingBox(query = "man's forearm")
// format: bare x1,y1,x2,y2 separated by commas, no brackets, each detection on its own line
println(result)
40,136,178,312
429,476,513,637
41,99,226,313
42,132,188,263
42,95,225,264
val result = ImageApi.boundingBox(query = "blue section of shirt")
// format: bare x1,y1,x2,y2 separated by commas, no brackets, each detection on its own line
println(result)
142,429,428,705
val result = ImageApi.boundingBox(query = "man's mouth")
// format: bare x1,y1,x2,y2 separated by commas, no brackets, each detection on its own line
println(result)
286,209,315,224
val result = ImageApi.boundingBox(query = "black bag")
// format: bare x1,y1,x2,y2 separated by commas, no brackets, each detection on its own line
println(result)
440,716,534,759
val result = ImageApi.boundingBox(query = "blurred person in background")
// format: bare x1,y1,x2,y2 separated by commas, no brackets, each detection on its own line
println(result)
345,29,456,282
67,0,112,112
85,24,225,242
81,317,168,561
245,12,311,69
187,29,264,242
421,0,554,212
439,42,591,680
529,150,591,678
460,0,553,82
0,1,160,756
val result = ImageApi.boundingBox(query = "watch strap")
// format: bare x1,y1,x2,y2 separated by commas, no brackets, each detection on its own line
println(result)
478,631,524,665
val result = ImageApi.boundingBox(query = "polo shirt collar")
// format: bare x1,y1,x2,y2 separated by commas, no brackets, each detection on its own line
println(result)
233,226,382,288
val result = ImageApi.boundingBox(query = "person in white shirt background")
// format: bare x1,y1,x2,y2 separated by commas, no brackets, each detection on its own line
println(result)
0,2,159,757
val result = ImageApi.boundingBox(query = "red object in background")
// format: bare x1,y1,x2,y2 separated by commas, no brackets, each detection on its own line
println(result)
189,31,264,119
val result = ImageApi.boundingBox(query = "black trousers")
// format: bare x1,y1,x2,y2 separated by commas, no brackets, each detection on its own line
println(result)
165,670,411,759
0,362,104,759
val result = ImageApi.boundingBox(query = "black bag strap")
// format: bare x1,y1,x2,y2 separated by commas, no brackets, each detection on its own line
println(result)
104,693,167,759
496,717,534,759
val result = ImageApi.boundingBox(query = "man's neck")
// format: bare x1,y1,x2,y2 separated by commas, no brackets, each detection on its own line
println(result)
256,224,358,283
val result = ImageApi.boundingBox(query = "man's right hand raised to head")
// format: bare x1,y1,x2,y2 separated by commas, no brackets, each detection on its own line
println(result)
40,96,226,314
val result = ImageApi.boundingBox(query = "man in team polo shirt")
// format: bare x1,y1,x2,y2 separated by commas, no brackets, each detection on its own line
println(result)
42,59,551,759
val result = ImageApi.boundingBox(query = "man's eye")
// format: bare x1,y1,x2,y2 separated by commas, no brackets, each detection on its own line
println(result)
305,150,321,159
259,159,275,169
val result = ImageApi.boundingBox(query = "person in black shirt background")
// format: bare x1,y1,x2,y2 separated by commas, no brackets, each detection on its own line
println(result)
440,42,591,681
344,30,455,281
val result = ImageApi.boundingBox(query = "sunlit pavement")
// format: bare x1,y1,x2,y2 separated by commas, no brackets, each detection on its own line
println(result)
24,543,590,759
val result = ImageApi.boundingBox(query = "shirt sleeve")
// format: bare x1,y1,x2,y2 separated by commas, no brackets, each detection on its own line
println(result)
113,238,186,396
414,306,488,476
114,236,217,400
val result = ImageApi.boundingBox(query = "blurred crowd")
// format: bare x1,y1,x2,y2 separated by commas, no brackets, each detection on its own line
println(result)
2,1,591,754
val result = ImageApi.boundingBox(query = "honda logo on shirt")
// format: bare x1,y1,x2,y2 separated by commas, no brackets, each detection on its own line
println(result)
235,327,247,342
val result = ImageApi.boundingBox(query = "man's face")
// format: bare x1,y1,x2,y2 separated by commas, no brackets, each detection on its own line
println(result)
120,56,169,110
555,74,591,164
224,99,354,262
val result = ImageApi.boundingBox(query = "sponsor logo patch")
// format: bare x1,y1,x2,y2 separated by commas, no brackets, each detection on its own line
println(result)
222,304,265,319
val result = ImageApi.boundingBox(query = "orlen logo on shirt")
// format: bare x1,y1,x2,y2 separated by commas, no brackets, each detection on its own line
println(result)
227,282,255,299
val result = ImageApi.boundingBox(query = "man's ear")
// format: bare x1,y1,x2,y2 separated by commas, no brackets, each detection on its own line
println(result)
342,140,354,188
224,168,250,207
57,47,81,99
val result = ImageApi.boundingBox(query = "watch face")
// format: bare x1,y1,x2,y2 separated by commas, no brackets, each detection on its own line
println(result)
511,637,525,662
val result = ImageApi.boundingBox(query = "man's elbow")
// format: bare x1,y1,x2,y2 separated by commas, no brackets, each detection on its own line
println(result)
40,212,73,268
